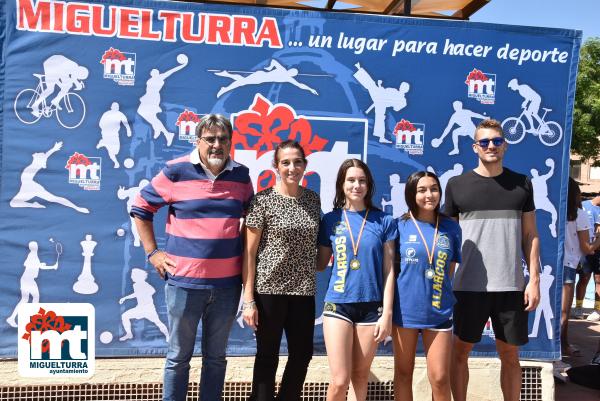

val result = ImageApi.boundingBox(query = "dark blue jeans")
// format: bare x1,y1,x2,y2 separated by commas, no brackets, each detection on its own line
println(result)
163,284,241,401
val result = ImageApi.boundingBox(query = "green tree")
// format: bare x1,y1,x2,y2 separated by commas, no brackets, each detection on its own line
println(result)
572,37,600,161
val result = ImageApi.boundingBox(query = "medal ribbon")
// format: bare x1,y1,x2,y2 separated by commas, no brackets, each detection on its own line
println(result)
343,208,369,260
409,212,439,267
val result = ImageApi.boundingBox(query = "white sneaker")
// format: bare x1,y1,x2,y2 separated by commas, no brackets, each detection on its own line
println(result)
572,307,584,319
586,310,600,322
592,352,600,365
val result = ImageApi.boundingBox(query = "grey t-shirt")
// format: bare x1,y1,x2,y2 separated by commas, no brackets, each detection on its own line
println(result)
443,169,535,292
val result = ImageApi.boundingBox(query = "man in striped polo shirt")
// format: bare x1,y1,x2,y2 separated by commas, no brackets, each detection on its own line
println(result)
131,114,253,401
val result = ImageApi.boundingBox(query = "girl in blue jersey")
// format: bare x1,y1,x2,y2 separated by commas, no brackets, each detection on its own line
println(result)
392,171,461,401
317,159,396,401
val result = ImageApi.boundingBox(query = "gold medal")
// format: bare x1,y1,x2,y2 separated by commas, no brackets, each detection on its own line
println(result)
343,208,369,271
410,213,439,280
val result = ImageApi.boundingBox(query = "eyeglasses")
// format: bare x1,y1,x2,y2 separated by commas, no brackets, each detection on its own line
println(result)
200,135,230,145
474,137,505,148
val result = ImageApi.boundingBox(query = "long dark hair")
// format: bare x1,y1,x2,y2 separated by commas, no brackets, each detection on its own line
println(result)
333,159,376,210
401,171,442,220
567,177,582,222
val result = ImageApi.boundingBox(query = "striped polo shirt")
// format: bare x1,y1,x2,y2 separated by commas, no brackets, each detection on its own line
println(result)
131,151,254,289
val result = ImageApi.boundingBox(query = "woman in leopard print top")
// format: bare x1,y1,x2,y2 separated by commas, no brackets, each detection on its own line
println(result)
243,140,321,401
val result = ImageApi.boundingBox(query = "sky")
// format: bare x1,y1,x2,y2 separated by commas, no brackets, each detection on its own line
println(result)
469,0,599,42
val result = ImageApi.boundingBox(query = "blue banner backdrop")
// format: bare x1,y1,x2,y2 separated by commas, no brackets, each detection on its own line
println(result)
0,0,581,360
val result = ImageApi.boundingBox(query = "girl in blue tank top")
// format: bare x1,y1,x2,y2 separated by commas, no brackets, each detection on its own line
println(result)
392,171,461,401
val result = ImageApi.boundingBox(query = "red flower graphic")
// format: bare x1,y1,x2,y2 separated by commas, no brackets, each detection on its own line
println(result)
176,110,200,126
100,47,126,64
465,68,488,85
393,119,416,135
232,94,328,190
22,308,72,353
65,153,91,169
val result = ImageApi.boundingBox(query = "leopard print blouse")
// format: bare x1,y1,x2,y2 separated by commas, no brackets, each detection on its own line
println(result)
245,187,321,296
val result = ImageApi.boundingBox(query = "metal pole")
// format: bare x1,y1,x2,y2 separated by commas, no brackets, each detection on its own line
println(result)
404,0,411,15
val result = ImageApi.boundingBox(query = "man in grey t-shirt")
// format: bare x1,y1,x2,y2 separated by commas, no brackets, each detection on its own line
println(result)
444,119,540,401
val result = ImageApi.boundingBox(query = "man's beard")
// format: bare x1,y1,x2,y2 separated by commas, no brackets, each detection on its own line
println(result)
207,156,225,168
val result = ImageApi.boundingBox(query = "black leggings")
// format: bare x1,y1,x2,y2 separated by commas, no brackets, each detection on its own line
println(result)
249,294,315,401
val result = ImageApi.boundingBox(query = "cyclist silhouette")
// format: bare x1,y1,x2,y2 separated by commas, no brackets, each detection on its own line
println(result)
502,80,563,146
508,78,541,131
30,55,89,117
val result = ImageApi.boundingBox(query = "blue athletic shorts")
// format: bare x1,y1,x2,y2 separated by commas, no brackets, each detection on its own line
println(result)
323,301,382,325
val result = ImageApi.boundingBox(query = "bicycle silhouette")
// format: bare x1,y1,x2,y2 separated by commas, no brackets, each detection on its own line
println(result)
14,74,86,129
501,107,562,146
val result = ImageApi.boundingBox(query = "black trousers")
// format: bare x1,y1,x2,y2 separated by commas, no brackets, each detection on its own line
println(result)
249,293,315,401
